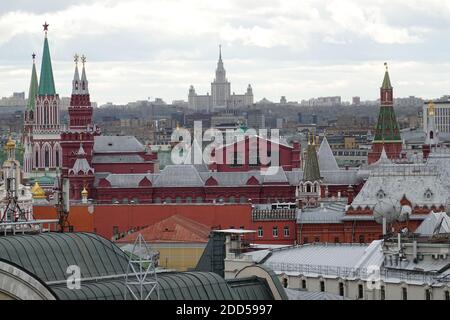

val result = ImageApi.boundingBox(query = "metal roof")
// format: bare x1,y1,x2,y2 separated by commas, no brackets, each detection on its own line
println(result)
51,271,239,300
0,232,128,283
94,136,145,153
318,137,339,171
0,232,281,300
92,154,146,164
263,243,377,269
285,288,350,300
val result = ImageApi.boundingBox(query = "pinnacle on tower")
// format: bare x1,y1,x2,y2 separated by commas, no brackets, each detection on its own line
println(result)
27,53,39,111
72,54,80,95
38,22,56,96
80,55,89,95
381,62,392,89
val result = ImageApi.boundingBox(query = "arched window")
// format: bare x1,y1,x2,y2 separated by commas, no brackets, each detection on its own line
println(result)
154,197,161,203
229,196,236,203
186,197,192,203
55,148,60,167
35,151,39,168
165,197,172,204
44,148,50,167
176,197,182,203
430,131,434,139
240,196,247,203
306,184,311,193
196,197,203,203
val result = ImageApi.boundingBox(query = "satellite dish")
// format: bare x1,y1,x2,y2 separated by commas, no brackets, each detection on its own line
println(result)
373,198,400,224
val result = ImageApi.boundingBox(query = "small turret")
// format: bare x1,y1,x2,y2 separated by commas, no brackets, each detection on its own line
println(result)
81,187,88,204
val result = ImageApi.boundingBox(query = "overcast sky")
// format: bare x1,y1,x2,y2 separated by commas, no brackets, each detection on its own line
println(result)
1,0,450,105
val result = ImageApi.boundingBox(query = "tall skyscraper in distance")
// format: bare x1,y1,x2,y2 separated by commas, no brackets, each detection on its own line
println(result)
188,46,253,112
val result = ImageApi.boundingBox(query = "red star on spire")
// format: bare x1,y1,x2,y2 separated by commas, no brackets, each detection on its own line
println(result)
43,22,49,32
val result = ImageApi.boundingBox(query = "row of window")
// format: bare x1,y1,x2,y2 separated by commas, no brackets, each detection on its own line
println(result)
108,196,294,204
281,277,450,300
110,196,252,204
302,235,367,244
333,151,368,157
258,226,290,238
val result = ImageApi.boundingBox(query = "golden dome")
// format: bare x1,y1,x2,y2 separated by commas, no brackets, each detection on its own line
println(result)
31,181,46,199
5,137,16,150
81,187,88,197
428,101,435,116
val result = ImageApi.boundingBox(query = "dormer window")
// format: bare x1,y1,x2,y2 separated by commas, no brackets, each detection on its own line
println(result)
424,189,433,200
376,189,386,200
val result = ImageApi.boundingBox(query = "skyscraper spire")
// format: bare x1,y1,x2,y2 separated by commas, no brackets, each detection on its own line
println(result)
27,53,39,111
38,22,56,96
215,44,226,83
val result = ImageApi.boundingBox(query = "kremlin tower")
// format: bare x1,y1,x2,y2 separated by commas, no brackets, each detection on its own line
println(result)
367,63,402,164
60,54,100,200
22,22,62,183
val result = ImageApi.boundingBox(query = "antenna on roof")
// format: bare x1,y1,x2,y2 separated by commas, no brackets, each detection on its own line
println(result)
124,233,160,300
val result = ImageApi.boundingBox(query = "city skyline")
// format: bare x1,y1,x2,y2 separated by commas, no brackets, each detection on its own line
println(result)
1,0,450,105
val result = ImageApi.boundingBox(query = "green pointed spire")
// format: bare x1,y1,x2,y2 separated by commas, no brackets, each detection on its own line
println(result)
374,106,401,142
381,62,392,89
303,135,321,182
374,63,401,142
38,34,56,96
27,54,39,111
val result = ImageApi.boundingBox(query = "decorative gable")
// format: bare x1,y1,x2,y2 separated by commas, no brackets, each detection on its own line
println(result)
205,176,218,186
246,176,259,186
138,177,152,187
